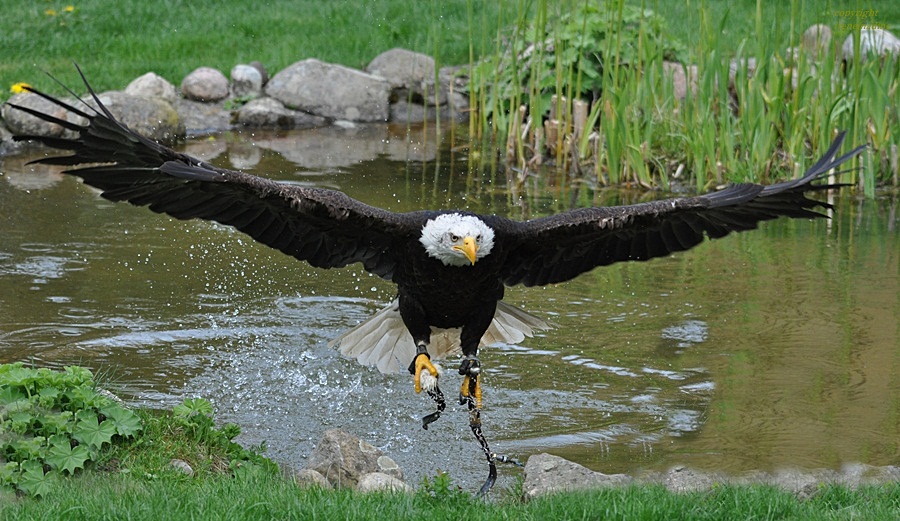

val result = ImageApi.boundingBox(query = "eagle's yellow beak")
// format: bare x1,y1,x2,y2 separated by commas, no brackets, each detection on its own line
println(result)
453,236,478,265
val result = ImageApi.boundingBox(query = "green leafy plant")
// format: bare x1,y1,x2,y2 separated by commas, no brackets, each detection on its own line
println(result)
0,363,142,496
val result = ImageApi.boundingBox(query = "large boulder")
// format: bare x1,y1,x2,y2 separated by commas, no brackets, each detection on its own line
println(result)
523,453,632,498
2,92,85,138
842,27,900,63
306,429,403,489
265,59,391,122
367,48,443,105
173,98,231,135
91,91,184,144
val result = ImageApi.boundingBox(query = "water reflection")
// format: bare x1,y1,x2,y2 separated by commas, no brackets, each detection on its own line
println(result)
1,125,898,490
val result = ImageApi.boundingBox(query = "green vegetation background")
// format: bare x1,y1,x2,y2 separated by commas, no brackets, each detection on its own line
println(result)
1,0,897,94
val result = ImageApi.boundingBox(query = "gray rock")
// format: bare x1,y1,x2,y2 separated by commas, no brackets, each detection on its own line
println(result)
90,91,184,145
367,48,436,90
662,61,698,100
356,472,413,493
390,99,439,124
306,429,403,489
249,61,269,86
802,24,833,61
367,48,444,106
126,72,178,103
842,27,900,63
523,453,632,498
182,66,230,102
287,468,333,489
2,92,85,138
0,123,24,156
230,64,263,98
235,97,326,129
651,466,729,493
168,459,194,476
266,59,391,122
173,98,231,135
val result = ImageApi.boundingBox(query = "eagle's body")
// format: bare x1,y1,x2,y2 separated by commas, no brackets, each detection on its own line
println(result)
7,68,865,494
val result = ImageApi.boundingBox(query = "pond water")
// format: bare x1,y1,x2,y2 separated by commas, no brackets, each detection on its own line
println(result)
1,124,898,491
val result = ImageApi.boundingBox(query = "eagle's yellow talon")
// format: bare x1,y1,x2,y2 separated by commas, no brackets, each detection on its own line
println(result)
413,352,438,393
461,374,483,409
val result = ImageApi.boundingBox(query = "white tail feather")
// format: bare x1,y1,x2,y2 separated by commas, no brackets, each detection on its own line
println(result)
328,299,553,374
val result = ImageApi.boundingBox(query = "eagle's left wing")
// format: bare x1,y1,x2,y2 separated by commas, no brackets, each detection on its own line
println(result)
499,133,866,287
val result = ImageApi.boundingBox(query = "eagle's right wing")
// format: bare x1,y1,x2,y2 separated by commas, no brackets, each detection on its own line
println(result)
9,67,418,281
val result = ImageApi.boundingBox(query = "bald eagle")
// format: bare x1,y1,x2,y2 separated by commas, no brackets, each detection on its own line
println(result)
8,69,865,493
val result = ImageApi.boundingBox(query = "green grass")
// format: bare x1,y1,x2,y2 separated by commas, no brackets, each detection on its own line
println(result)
0,0,497,94
4,471,900,520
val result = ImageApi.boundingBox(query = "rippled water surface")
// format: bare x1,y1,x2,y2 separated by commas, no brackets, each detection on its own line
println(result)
1,125,898,490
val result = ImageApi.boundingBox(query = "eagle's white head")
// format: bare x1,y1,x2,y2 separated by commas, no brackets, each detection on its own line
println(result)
419,213,495,267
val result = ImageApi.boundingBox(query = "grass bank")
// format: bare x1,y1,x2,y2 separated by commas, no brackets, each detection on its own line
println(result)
5,474,900,520
2,364,900,519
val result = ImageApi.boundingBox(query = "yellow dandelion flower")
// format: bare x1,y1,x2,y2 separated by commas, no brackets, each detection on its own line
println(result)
11,82,32,94
44,8,57,16
64,5,74,12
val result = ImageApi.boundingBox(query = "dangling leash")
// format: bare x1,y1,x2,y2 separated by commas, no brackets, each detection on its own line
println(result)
459,361,523,497
421,385,446,429
413,352,521,495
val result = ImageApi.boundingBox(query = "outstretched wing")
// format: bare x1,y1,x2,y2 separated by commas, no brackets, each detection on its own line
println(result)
499,133,866,287
8,67,416,281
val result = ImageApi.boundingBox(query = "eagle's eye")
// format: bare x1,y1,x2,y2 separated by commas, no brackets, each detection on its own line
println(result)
449,234,459,242
476,234,482,242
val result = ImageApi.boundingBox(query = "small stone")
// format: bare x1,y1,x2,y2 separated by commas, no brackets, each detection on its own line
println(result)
168,459,193,476
126,72,178,103
356,472,412,493
289,468,333,489
230,64,263,98
182,67,230,102
307,429,404,489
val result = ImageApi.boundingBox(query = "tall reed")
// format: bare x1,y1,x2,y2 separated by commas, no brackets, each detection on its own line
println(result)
467,0,899,198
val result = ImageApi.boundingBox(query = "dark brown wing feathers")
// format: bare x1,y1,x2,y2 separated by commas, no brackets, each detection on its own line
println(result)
9,69,413,281
499,133,865,287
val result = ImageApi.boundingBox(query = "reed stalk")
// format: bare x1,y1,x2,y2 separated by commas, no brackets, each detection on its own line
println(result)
466,0,899,197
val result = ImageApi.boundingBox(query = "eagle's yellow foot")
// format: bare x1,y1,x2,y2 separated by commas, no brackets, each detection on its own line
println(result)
413,352,439,393
460,373,483,409
458,356,482,409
